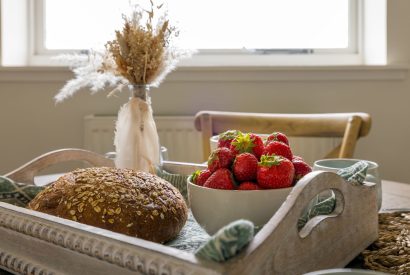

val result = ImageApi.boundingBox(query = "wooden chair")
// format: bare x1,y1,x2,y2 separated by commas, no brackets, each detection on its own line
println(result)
194,111,372,162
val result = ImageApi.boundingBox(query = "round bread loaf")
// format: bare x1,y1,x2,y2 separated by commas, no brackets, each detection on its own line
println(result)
27,167,188,243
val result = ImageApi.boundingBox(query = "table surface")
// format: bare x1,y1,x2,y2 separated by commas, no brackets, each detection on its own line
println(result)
380,180,410,209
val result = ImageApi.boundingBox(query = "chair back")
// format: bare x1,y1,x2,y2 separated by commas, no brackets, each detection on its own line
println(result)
194,111,371,163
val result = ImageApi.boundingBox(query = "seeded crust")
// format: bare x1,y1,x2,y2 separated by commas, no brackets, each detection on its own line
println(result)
28,167,188,243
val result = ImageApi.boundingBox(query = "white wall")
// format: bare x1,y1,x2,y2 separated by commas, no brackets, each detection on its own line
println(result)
0,0,410,183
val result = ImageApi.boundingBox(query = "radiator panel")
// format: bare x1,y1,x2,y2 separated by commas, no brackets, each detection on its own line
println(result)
84,115,341,165
84,115,203,163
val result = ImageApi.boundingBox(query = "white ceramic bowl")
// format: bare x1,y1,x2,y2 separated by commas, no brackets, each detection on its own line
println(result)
209,135,222,151
187,178,292,235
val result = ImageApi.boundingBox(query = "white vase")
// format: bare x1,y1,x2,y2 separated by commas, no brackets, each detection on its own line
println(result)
113,85,160,173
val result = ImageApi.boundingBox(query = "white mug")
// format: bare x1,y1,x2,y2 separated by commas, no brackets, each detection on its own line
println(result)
313,159,382,210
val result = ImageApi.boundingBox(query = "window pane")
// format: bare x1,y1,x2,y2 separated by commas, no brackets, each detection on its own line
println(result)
44,0,130,50
44,0,349,50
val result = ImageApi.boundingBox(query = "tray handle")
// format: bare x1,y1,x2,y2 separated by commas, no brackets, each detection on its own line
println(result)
5,148,114,184
228,171,378,275
4,148,207,185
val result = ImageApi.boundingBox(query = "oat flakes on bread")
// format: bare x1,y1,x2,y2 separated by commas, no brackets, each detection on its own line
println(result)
28,167,188,243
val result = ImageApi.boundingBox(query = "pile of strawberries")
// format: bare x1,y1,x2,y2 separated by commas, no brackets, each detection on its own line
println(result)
191,130,312,190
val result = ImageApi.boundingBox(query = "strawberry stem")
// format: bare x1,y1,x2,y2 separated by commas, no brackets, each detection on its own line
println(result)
207,150,218,165
231,133,255,153
191,170,201,183
219,129,242,141
259,154,282,167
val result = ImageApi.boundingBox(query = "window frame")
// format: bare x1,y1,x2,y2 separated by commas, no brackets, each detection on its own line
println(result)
29,0,362,66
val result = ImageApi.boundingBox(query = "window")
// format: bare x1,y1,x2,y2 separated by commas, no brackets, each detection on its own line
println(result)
35,0,357,55
5,0,389,67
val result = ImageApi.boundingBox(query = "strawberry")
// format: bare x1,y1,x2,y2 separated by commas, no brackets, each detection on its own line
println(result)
238,182,261,190
204,168,235,190
207,147,234,173
292,155,303,161
230,133,264,159
263,141,293,160
191,169,212,186
218,130,242,149
292,159,312,184
257,155,294,189
266,132,289,146
233,153,258,182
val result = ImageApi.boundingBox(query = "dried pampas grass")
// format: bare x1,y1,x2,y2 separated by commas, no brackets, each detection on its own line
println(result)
54,52,124,103
55,0,192,103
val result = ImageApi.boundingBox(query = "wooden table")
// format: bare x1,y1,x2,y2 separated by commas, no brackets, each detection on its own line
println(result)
380,180,410,209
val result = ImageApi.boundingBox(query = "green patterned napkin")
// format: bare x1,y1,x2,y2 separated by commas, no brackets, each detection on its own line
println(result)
166,212,209,252
337,160,369,186
0,176,44,207
195,220,254,262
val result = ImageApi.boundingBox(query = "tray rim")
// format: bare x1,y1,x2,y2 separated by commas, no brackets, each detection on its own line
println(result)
0,201,222,275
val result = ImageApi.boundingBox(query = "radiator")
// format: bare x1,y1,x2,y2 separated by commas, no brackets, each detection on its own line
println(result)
83,115,203,163
84,115,341,165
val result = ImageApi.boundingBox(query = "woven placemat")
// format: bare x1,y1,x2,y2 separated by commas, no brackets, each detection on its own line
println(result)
359,211,410,275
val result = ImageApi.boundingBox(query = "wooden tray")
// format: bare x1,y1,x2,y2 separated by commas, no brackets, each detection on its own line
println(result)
0,149,379,275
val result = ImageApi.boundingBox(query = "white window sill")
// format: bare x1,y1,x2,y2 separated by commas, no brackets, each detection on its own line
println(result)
0,64,407,83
